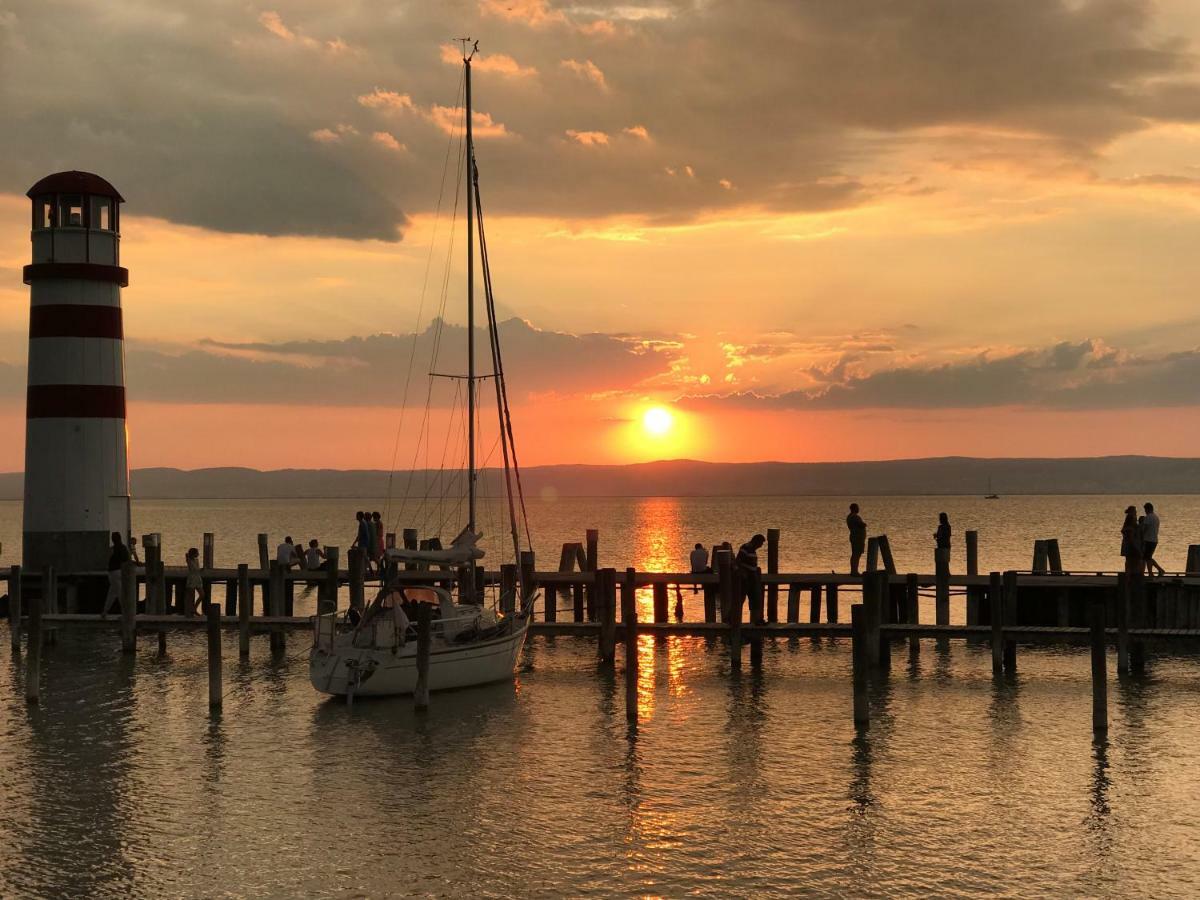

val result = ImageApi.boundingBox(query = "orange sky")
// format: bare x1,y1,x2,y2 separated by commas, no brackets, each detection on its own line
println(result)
4,1,1200,470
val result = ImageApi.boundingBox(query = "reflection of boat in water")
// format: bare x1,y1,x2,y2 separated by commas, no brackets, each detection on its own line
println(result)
985,476,1000,500
310,42,535,699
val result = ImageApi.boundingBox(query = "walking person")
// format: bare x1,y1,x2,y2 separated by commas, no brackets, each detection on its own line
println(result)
1120,505,1143,577
735,533,766,625
847,503,867,575
101,531,130,618
185,547,206,613
1142,502,1165,576
689,542,710,594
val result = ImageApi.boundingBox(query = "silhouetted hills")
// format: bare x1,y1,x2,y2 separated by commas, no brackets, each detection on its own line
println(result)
1,456,1198,499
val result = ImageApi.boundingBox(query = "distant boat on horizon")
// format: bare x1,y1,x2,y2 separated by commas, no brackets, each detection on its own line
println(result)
985,476,1000,499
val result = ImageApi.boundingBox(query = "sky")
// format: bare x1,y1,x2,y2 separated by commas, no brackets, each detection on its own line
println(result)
4,0,1200,470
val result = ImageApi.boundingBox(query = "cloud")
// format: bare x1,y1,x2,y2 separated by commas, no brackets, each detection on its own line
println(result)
560,58,608,89
427,106,510,138
682,339,1200,411
371,131,406,152
622,124,650,140
439,43,537,77
566,129,610,146
4,0,1200,238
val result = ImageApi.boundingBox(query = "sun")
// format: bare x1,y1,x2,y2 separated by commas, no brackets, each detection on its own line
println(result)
642,406,673,436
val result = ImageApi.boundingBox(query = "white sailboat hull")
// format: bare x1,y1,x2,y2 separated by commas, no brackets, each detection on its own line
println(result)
309,618,528,697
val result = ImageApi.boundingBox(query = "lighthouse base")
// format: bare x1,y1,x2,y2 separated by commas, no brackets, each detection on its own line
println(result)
23,529,112,575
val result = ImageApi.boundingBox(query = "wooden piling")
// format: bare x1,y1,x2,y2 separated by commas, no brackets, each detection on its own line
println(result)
403,529,419,571
729,568,743,673
965,531,982,625
786,584,800,623
385,532,396,550
42,565,57,646
1002,570,1018,672
257,533,269,570
866,536,880,573
348,547,365,611
414,602,432,712
268,562,285,656
120,561,137,653
766,528,780,623
935,549,950,627
207,602,222,710
519,550,537,616
1090,597,1107,735
321,547,340,614
862,572,881,668
202,532,214,569
598,568,617,663
500,564,516,616
965,530,979,576
1031,540,1049,573
1115,572,1130,674
25,574,43,704
826,583,839,623
851,604,869,731
237,564,251,660
989,572,1004,676
905,573,920,659
8,565,20,652
1186,544,1200,576
874,571,891,670
877,534,897,575
585,528,599,622
1046,539,1063,574
809,586,822,623
652,582,668,624
622,566,638,724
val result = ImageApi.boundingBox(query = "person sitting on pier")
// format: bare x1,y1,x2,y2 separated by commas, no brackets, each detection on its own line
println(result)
1142,502,1166,577
185,547,206,613
276,536,300,570
847,503,867,575
689,542,710,594
305,539,327,571
101,531,130,618
736,533,766,624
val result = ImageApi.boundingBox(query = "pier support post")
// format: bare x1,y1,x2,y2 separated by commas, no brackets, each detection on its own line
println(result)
348,548,365,611
1046,539,1063,574
268,562,285,656
965,530,979,576
25,575,42,704
653,582,668,624
207,602,222,710
1032,540,1049,573
766,528,779,623
622,567,638,724
203,532,214,569
877,535,897,575
965,530,982,625
905,573,920,660
866,536,879,573
809,585,822,624
414,602,432,712
786,584,800,623
8,565,20,652
1002,570,1018,673
42,565,57,646
321,547,340,614
989,572,1004,676
237,564,251,660
1090,597,1108,735
585,528,599,622
851,604,869,731
1116,572,1130,674
826,583,838,623
862,572,882,669
935,549,950,627
257,533,269,570
500,564,517,616
403,529,419,571
598,568,617,663
519,551,537,617
120,561,137,653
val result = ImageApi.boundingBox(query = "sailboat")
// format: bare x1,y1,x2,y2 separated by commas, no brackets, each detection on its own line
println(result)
985,476,999,500
310,42,535,698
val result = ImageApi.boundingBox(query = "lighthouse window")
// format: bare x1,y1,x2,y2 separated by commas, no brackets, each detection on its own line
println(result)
91,196,112,231
34,196,55,229
59,194,85,227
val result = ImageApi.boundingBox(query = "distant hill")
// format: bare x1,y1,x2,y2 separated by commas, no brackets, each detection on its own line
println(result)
0,457,1198,499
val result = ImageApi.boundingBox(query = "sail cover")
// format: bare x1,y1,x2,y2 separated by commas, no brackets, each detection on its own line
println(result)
384,527,485,565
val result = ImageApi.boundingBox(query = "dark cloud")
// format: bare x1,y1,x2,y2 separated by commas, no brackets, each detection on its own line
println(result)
117,317,673,406
1,1,1197,238
683,339,1200,410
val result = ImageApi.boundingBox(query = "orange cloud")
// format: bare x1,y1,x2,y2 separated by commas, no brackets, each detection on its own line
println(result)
258,10,349,53
428,105,510,138
479,0,565,27
439,43,537,77
560,58,607,90
357,88,416,112
371,131,406,152
566,129,610,146
623,125,650,140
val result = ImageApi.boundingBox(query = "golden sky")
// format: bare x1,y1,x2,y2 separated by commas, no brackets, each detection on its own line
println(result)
4,0,1200,469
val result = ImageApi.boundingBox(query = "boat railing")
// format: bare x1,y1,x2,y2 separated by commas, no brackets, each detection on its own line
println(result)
312,612,337,652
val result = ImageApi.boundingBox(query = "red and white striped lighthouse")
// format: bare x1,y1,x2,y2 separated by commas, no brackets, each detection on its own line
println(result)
22,171,131,573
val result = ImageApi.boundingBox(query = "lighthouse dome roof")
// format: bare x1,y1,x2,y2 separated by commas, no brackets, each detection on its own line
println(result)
27,171,124,202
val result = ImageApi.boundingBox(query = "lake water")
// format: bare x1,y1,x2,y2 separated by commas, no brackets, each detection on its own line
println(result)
2,496,1200,896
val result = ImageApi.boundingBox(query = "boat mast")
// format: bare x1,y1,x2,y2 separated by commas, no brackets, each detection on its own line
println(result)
464,41,477,536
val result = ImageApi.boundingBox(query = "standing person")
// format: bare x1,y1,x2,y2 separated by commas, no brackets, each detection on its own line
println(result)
353,511,371,572
1120,506,1143,577
689,542,710,594
846,503,867,575
372,511,386,566
101,532,130,618
128,535,142,567
735,533,766,624
185,547,206,612
934,512,952,552
1142,502,1165,576
276,536,299,570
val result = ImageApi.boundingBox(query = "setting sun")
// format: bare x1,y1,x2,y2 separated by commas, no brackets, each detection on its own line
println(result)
643,406,674,436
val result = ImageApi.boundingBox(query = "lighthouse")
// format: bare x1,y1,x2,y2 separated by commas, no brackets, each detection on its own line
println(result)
22,171,131,574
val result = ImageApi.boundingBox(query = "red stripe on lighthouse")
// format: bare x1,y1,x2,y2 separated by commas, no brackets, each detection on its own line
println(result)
26,385,126,419
29,305,124,340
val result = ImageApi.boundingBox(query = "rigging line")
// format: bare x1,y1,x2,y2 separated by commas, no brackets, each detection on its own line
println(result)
384,64,466,528
394,99,467,532
473,171,534,552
